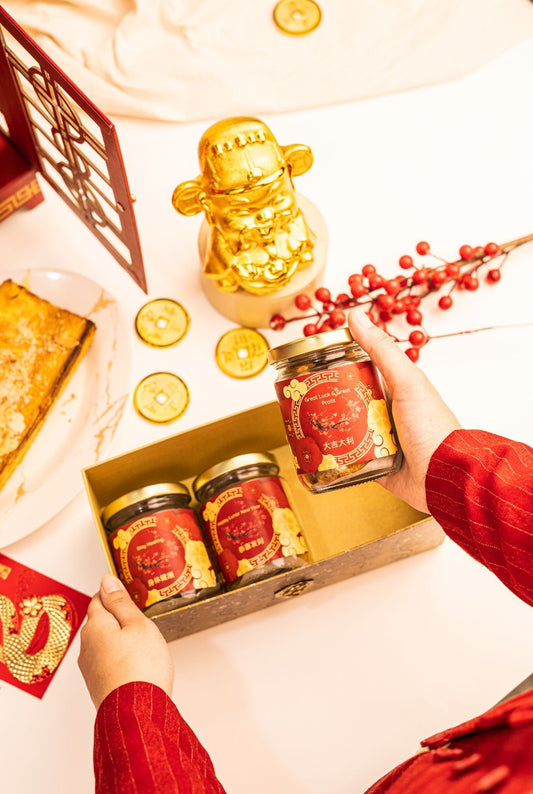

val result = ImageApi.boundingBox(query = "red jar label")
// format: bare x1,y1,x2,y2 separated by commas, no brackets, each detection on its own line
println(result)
108,508,216,610
275,361,397,475
201,476,306,583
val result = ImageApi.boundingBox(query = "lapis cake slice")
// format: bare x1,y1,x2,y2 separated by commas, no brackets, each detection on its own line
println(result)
0,279,96,489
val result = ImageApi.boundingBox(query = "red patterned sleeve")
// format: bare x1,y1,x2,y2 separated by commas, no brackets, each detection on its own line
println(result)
425,429,533,606
94,681,227,794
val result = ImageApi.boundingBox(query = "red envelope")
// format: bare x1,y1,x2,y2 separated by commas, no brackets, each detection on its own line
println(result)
0,553,90,698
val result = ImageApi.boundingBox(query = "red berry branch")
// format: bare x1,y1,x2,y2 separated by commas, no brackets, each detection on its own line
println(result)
269,233,533,360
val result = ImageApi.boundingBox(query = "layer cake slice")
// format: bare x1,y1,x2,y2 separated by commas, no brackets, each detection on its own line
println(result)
0,279,96,490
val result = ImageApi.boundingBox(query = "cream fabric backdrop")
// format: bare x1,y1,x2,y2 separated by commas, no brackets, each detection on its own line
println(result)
3,0,533,121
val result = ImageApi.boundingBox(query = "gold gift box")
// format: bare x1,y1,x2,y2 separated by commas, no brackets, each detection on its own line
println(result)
82,401,444,641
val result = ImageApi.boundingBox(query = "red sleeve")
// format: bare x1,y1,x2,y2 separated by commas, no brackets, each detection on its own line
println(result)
365,688,533,793
93,681,227,794
425,428,533,606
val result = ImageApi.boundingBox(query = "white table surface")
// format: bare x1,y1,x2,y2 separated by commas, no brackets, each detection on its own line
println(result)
1,36,533,794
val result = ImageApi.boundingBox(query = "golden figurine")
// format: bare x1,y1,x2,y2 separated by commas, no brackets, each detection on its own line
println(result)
172,117,317,296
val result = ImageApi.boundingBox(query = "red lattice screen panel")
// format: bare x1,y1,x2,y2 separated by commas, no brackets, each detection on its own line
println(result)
0,8,147,291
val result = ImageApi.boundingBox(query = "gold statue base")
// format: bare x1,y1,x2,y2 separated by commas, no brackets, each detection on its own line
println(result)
198,194,328,329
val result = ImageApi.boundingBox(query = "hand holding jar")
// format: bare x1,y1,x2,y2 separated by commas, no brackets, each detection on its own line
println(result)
347,309,461,512
268,325,403,493
78,576,174,709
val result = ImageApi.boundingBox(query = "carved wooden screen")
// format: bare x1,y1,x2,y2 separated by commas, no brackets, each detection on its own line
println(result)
0,8,147,291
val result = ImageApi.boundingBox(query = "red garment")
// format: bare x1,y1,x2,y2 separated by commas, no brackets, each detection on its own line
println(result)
94,429,533,794
94,681,227,794
426,429,533,609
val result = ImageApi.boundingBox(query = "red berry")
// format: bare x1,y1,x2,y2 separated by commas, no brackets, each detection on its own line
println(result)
317,321,332,333
399,277,409,288
377,293,395,311
406,309,423,325
405,347,420,362
270,314,286,330
406,295,421,307
348,273,363,284
303,323,319,336
462,274,479,291
412,268,428,285
408,330,427,347
295,293,311,310
385,278,402,295
399,255,413,269
484,242,500,257
379,310,392,323
350,283,368,298
445,262,460,278
416,241,430,255
329,309,346,327
430,269,447,287
315,287,331,303
392,298,408,314
473,246,485,259
323,301,336,312
368,274,385,290
336,292,350,304
438,295,453,310
487,269,501,283
362,264,376,277
459,244,473,260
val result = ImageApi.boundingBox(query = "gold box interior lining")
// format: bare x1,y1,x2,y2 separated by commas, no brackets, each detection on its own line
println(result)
83,401,443,640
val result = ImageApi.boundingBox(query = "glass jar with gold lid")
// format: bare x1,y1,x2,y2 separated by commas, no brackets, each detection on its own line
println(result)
267,328,402,493
193,452,308,589
102,482,221,616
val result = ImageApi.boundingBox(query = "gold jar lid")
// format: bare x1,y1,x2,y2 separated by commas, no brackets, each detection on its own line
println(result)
267,327,362,364
192,452,278,496
102,482,190,525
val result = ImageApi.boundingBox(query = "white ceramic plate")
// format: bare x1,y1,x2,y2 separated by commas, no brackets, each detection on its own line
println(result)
0,268,132,546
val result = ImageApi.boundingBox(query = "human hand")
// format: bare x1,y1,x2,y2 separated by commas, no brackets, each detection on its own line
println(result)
348,309,461,512
78,575,174,709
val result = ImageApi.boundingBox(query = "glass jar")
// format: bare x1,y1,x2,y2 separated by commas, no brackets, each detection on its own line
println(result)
267,328,402,493
192,452,307,589
101,482,221,616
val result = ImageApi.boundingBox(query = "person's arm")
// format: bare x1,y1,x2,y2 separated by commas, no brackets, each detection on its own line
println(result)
79,576,227,794
426,428,533,606
94,682,226,794
348,310,533,605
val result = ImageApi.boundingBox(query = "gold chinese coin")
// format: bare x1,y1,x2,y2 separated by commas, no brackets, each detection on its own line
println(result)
133,372,189,423
273,0,321,36
215,328,269,379
135,298,190,347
